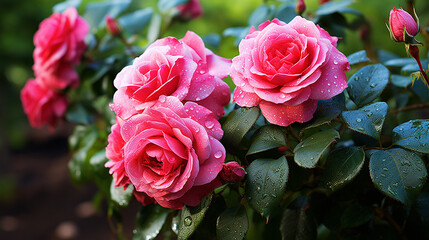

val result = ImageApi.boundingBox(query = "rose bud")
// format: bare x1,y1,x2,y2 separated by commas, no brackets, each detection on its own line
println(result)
220,162,246,182
105,14,121,36
319,0,331,4
176,0,203,20
388,7,418,42
296,0,306,15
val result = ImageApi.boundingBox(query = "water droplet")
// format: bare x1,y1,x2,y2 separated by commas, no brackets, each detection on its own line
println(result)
354,77,359,81
327,83,331,86
382,159,386,162
370,83,376,88
380,173,386,177
356,118,362,123
334,75,338,79
159,95,166,103
240,82,246,87
195,97,201,101
388,186,396,195
184,217,192,226
205,120,214,129
257,186,261,191
358,127,365,131
214,151,223,159
193,126,200,133
366,112,373,117
280,93,286,99
401,160,411,166
199,70,205,74
392,182,399,187
365,78,370,82
310,157,314,160
383,167,388,171
333,60,338,64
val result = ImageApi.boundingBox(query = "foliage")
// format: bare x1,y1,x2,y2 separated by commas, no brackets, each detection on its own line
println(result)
24,0,429,239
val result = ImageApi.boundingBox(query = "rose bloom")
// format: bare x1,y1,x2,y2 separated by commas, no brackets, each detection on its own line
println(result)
111,31,231,122
176,0,203,20
230,17,350,127
389,7,418,42
20,79,68,128
106,96,225,209
33,7,89,90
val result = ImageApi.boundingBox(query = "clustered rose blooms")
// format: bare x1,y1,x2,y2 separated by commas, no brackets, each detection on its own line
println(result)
106,96,225,209
230,17,350,127
110,31,231,121
21,7,89,128
106,32,231,209
388,7,418,42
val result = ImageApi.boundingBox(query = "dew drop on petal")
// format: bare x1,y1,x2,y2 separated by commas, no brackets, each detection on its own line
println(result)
280,93,286,99
205,120,214,129
214,151,223,159
159,95,166,103
240,82,246,87
333,60,338,65
196,97,201,101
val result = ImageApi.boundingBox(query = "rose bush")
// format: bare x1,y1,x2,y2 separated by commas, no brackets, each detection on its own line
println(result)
231,17,350,126
106,96,225,209
111,31,231,122
33,7,89,90
20,79,68,128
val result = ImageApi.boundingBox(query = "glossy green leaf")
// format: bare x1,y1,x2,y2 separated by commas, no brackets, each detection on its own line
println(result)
402,59,429,74
275,4,297,23
383,58,415,67
391,74,413,87
411,80,429,102
157,0,187,12
369,148,427,206
223,26,251,46
84,0,131,29
202,34,221,49
316,0,353,16
110,180,133,207
280,208,317,240
133,205,170,240
53,0,81,13
320,147,365,192
147,13,161,44
393,119,429,154
247,125,287,156
216,206,248,240
293,129,340,168
222,107,260,149
347,50,370,65
301,93,345,133
341,102,388,140
347,64,389,107
248,4,274,27
246,156,288,218
177,194,212,240
118,8,153,34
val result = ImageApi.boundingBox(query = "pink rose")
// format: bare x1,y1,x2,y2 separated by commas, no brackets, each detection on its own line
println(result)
105,14,121,36
111,31,231,121
107,96,225,209
230,17,350,127
20,79,68,128
220,162,246,182
176,0,203,20
388,7,418,42
33,7,89,90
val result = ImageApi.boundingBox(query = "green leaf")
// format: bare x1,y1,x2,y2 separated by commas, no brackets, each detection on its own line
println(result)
393,119,429,154
222,107,260,149
340,204,373,228
275,4,297,23
223,26,251,46
245,156,288,218
248,4,274,27
202,34,221,49
247,125,287,156
411,80,429,102
293,129,340,168
369,148,427,206
341,102,388,140
301,93,345,133
320,147,365,192
280,208,317,240
177,194,213,240
147,13,162,44
391,74,413,87
66,103,92,125
118,8,153,34
347,50,370,65
384,58,415,67
216,206,249,240
347,64,390,107
110,180,133,207
84,0,132,29
402,59,429,74
53,0,81,13
157,0,188,12
133,205,170,240
316,0,353,16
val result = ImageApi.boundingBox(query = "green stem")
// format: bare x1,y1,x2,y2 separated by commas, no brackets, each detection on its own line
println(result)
409,45,429,87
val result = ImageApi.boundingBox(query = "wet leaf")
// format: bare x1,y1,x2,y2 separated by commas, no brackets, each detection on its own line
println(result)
53,0,81,13
275,4,297,23
341,102,388,140
246,156,288,218
118,8,153,34
369,148,427,206
247,125,287,156
177,194,213,240
280,208,317,240
316,0,353,16
391,74,413,87
133,205,170,240
294,129,340,168
84,0,131,29
222,107,260,149
320,147,365,192
347,64,389,107
347,50,370,65
216,206,248,240
393,119,429,154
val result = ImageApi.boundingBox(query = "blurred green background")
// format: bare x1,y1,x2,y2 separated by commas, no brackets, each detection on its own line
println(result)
0,0,428,238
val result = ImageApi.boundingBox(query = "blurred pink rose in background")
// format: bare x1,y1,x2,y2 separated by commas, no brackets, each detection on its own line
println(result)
20,79,68,128
230,17,350,127
33,7,89,90
111,31,231,121
176,0,203,20
108,96,224,209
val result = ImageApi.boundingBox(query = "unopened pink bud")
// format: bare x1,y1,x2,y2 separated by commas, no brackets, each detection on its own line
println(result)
319,0,331,4
220,162,246,182
176,0,203,20
105,15,120,36
296,0,306,15
389,7,418,42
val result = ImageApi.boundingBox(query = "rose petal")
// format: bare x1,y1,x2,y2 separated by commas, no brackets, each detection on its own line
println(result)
260,99,318,127
193,136,225,185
